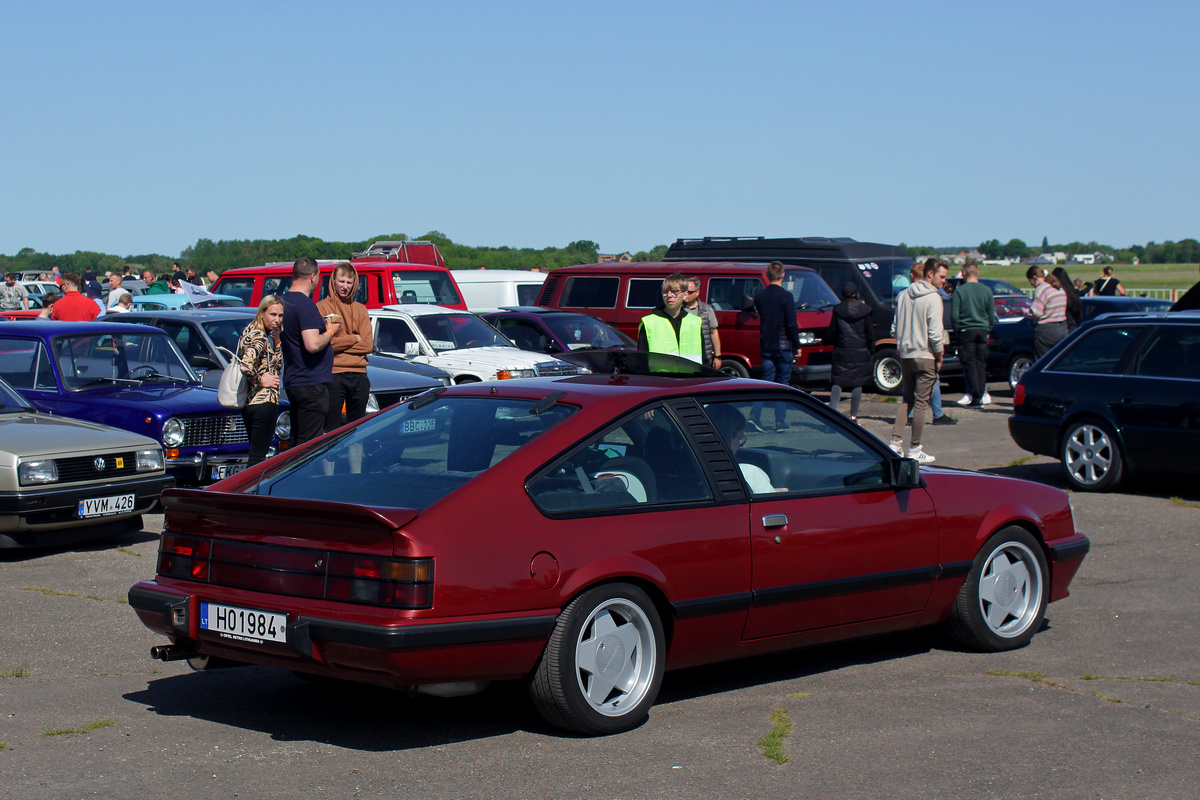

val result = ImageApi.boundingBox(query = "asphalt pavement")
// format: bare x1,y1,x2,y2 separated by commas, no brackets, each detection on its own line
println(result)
2,380,1197,800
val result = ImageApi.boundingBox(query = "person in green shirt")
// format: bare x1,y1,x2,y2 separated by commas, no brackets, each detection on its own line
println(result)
952,260,998,406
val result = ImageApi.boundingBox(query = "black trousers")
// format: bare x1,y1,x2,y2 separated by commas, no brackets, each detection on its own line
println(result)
325,371,371,432
958,328,990,397
287,383,330,447
242,401,279,467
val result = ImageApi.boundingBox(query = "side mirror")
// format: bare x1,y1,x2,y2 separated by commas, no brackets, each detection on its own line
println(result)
189,354,221,370
890,457,923,488
404,342,421,357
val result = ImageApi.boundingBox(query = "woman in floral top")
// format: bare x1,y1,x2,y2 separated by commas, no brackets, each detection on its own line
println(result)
238,295,284,466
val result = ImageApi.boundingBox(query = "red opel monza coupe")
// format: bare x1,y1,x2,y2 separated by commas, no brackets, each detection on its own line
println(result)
130,352,1089,735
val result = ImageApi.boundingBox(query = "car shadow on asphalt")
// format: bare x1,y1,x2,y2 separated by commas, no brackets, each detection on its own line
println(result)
122,630,954,746
979,463,1200,502
124,667,540,748
654,628,941,708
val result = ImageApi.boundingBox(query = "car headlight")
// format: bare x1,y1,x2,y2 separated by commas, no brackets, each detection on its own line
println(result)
162,418,185,447
136,449,165,472
274,411,291,441
18,460,58,485
497,368,535,380
797,331,818,345
366,393,380,414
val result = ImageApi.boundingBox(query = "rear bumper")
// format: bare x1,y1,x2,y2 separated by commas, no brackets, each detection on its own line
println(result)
128,582,557,683
1008,415,1061,457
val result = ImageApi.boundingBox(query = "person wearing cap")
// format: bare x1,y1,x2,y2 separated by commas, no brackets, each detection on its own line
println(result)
828,281,874,422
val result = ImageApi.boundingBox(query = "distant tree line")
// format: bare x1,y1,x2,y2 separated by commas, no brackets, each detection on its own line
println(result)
2,233,1193,276
914,238,1200,264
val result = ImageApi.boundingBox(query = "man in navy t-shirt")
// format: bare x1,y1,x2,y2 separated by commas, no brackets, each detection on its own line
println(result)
281,256,342,446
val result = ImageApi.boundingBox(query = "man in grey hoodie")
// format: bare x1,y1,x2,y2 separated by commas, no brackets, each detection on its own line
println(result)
889,258,947,463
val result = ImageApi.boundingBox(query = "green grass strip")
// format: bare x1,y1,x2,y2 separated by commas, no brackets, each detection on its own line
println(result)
758,707,793,764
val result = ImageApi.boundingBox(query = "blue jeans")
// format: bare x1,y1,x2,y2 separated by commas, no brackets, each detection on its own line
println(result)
909,376,943,418
752,349,793,424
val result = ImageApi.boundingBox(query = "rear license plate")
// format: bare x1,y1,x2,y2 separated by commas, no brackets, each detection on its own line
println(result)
211,464,245,480
199,602,287,644
78,494,136,518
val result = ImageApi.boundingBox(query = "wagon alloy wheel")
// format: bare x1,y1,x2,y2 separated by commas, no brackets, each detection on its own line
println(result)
1061,419,1124,492
872,351,902,395
529,583,665,735
1007,355,1034,389
944,527,1049,651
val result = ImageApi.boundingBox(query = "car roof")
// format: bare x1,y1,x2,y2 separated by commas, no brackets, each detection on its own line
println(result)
485,306,577,316
218,261,448,275
375,303,468,316
0,319,173,336
547,260,811,276
1083,309,1200,326
119,309,255,323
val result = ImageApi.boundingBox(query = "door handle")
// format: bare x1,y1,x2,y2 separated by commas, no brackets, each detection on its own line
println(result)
762,514,788,529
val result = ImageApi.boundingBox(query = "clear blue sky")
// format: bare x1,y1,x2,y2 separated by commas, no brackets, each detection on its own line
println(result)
2,0,1197,258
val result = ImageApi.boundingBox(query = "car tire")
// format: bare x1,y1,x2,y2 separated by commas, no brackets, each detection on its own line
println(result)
871,350,902,395
454,376,481,385
528,583,665,735
944,527,1048,651
719,359,750,378
1007,354,1034,390
1060,418,1124,492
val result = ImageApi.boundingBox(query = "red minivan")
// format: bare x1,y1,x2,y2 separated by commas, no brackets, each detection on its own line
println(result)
537,261,839,382
212,258,467,311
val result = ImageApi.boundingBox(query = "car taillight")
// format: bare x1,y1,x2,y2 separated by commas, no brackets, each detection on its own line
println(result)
1013,384,1025,406
158,534,212,581
326,556,434,609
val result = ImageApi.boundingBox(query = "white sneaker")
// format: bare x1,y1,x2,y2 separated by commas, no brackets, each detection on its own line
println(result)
980,393,992,406
907,446,936,464
889,441,904,456
956,394,973,406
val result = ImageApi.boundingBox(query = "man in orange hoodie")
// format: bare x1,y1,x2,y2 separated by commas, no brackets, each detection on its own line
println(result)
317,262,373,437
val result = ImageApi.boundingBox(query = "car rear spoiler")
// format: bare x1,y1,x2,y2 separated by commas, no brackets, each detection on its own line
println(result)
161,488,419,544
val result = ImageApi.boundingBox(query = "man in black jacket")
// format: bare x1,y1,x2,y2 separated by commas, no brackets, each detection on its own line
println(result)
748,261,801,432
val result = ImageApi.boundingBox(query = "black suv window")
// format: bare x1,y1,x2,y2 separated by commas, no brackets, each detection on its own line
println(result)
561,276,618,308
1048,326,1145,375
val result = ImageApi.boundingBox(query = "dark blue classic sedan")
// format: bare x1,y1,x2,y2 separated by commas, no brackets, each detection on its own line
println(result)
0,321,280,484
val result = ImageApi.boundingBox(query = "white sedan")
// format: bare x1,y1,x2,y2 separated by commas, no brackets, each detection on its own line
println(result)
368,304,581,383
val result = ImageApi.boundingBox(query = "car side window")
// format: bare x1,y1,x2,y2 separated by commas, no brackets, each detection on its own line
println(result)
263,276,293,297
703,399,887,495
707,278,762,311
626,278,662,309
215,278,255,306
495,319,550,352
376,318,418,354
0,338,49,390
1132,326,1200,380
1048,326,1144,375
560,276,618,308
529,407,713,514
